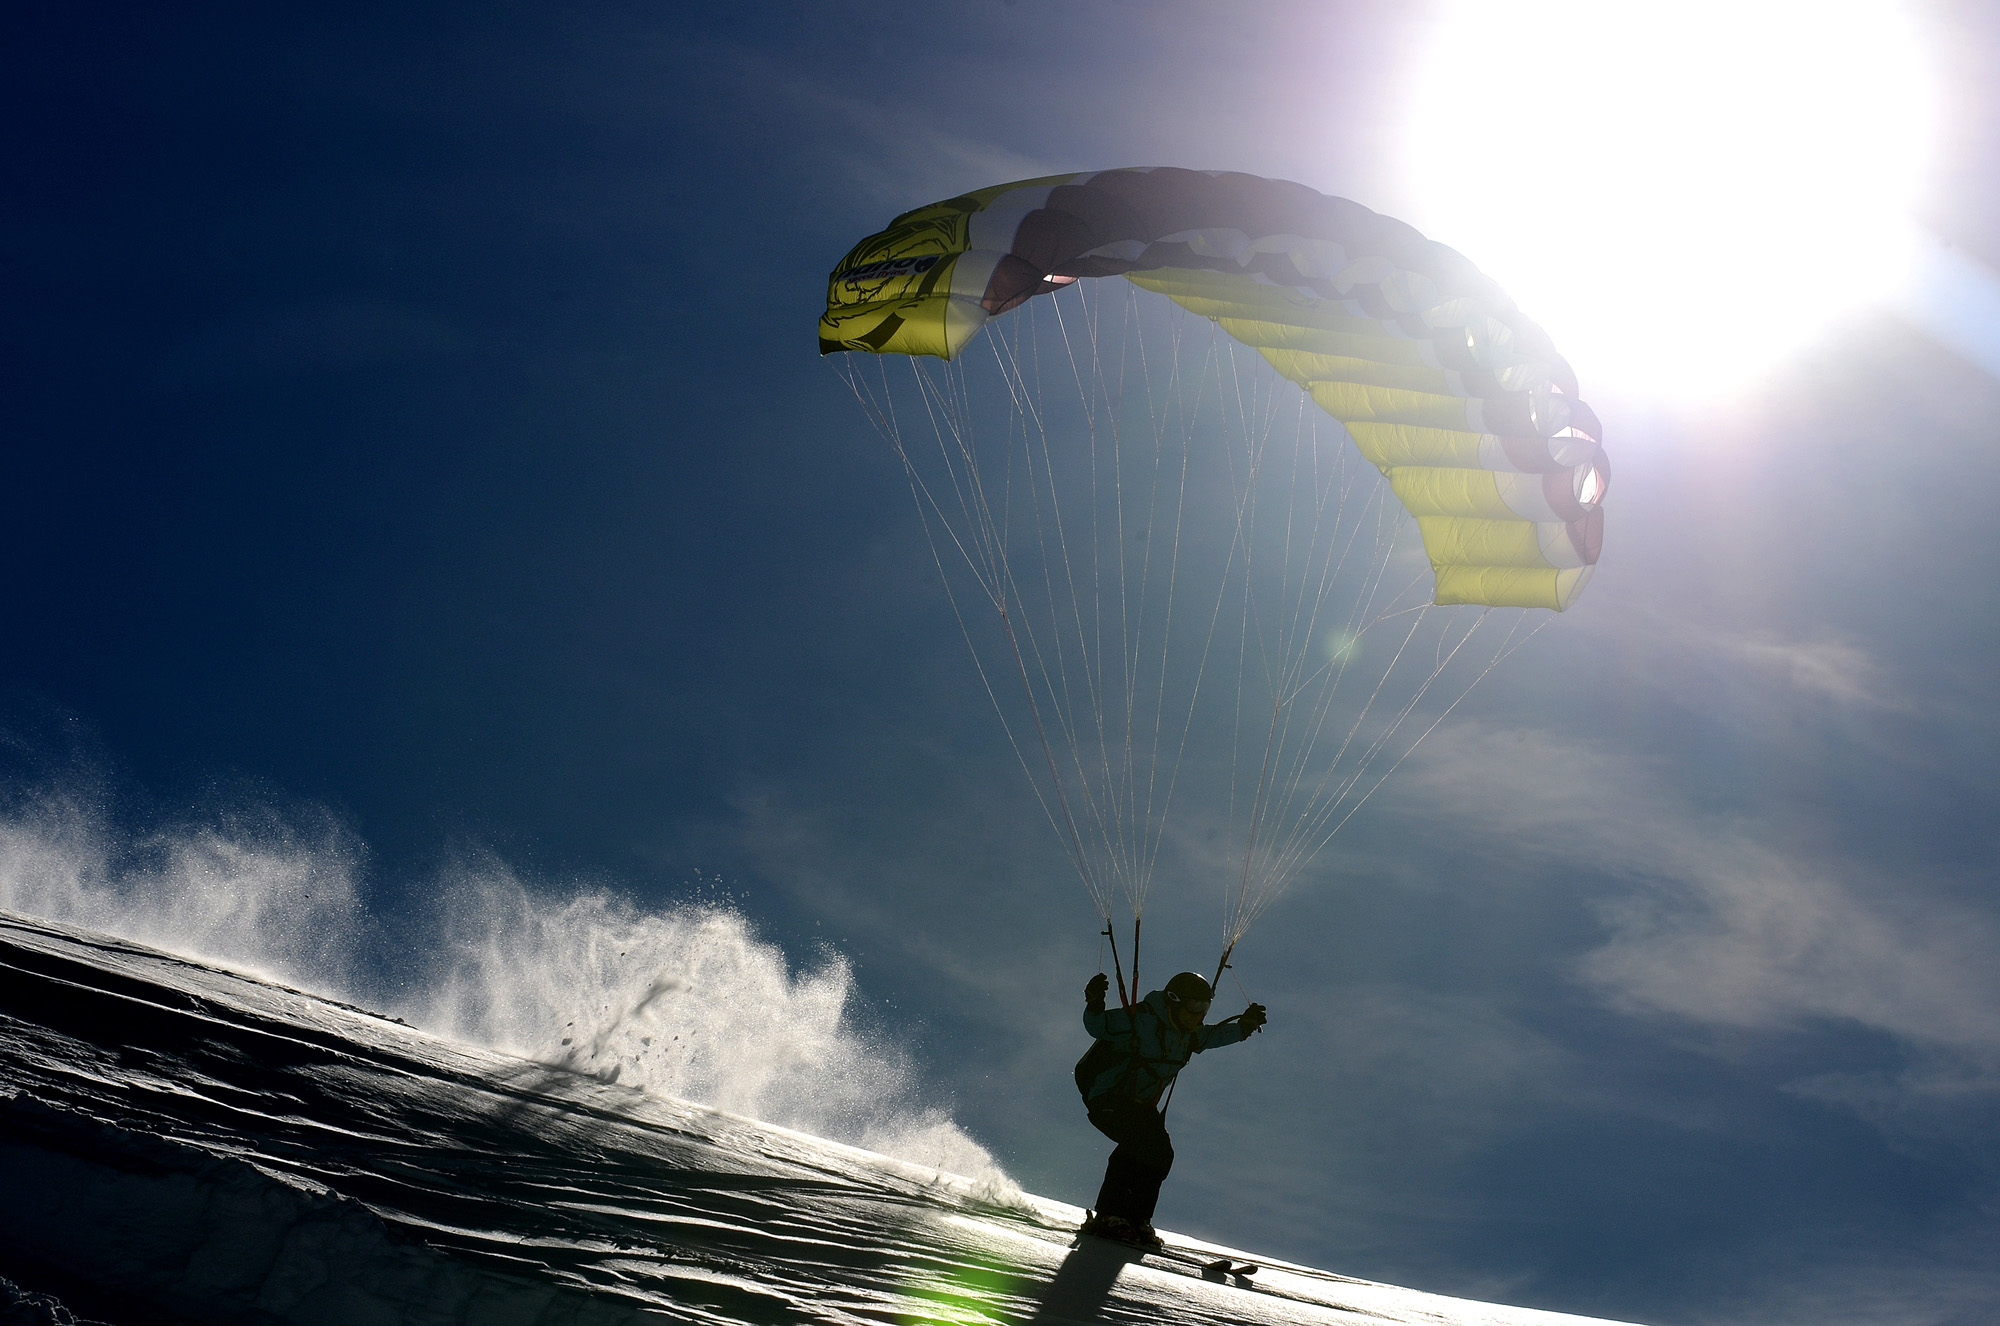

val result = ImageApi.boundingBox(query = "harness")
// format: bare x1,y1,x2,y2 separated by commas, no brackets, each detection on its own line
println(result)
1073,1000,1189,1105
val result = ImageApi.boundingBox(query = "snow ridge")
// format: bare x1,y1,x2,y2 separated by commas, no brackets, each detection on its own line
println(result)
0,912,1643,1325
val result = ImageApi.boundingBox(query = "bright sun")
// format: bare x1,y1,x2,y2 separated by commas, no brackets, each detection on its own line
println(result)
1406,1,1937,400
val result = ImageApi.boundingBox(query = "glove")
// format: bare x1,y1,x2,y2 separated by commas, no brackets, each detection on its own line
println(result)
1238,1002,1267,1035
1085,973,1109,1009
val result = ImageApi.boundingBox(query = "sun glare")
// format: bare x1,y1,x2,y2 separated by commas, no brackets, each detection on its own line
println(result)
1406,1,1936,400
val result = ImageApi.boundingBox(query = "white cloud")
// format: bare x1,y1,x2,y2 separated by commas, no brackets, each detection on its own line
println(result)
1585,602,1907,710
1583,847,2000,1061
1726,633,1893,706
1391,723,2000,1071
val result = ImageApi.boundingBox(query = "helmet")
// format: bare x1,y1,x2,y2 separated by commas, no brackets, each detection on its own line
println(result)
1164,972,1213,1008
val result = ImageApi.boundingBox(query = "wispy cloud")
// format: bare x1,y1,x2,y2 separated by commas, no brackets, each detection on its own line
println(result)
1583,842,2000,1060
1392,722,2000,1074
1590,603,1908,710
1725,633,1894,706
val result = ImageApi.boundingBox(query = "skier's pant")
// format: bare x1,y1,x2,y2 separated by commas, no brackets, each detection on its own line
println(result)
1087,1095,1174,1225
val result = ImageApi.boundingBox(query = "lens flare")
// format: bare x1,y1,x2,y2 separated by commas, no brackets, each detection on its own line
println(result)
1406,0,1937,398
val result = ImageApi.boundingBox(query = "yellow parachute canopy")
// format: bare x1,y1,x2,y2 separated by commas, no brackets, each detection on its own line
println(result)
821,167,1605,611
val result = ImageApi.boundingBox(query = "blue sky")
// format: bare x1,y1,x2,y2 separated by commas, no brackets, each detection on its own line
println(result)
5,3,2000,1323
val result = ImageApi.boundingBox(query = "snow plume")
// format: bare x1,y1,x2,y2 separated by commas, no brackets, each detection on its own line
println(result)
0,788,370,993
0,788,1013,1193
412,862,1013,1189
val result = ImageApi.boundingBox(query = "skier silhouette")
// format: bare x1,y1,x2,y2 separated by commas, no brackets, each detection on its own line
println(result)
1075,969,1267,1248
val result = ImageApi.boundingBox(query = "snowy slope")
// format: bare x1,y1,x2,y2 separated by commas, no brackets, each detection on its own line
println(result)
0,912,1645,1326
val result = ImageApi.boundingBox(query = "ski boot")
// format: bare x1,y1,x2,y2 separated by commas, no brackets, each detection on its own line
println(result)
1081,1210,1164,1251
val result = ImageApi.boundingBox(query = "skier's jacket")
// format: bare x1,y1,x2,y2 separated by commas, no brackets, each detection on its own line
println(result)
1075,988,1249,1107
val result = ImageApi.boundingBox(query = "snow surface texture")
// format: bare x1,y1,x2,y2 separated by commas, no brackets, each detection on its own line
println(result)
1,1274,83,1326
0,912,1643,1325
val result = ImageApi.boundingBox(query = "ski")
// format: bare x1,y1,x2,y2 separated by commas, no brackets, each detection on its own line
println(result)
1155,1248,1257,1280
1078,1217,1258,1281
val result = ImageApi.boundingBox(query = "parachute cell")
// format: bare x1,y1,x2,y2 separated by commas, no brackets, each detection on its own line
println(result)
821,167,1604,612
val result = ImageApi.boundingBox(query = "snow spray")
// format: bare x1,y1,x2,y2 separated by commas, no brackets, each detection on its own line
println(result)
0,789,1014,1194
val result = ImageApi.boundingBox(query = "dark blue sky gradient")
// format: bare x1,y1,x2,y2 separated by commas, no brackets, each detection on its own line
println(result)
7,4,2000,1323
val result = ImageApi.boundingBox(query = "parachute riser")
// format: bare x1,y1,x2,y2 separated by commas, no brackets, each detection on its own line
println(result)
1103,922,1132,1011
1209,940,1236,998
1129,914,1142,1010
